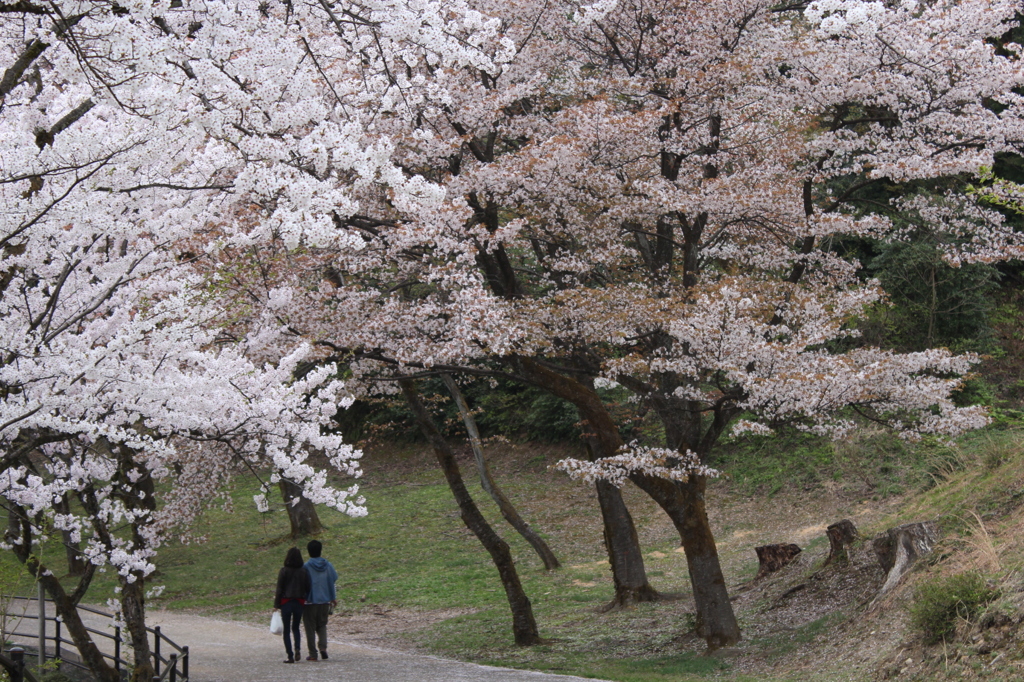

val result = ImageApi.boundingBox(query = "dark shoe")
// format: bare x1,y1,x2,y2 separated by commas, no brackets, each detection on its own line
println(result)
284,656,294,664
306,654,318,661
320,651,328,660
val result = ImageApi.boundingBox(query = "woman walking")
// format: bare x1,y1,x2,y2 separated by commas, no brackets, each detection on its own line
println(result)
274,547,311,663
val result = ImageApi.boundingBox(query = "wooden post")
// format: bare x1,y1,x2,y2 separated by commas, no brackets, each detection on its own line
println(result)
181,645,188,680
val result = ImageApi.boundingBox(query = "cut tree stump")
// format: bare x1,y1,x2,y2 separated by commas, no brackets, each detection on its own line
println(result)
871,521,939,601
824,519,859,566
755,543,802,579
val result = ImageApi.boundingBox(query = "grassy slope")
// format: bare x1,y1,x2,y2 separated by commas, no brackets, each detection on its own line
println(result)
11,425,1024,681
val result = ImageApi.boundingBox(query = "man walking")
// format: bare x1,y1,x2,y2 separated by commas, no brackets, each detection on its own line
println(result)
302,539,338,661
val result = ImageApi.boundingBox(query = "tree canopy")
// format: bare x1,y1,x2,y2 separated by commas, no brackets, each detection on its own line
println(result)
3,0,1024,671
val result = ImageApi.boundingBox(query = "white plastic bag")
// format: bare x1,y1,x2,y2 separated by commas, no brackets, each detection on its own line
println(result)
270,610,283,635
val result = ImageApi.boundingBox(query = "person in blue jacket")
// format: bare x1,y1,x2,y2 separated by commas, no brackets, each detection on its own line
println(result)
302,539,338,661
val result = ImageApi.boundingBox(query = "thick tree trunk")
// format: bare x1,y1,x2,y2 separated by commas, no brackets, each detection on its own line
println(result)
510,357,657,606
121,575,155,682
629,473,741,649
400,379,541,646
279,478,324,538
441,374,560,570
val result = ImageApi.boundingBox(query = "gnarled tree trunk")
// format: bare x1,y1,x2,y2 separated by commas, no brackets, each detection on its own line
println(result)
824,519,858,567
400,379,541,645
442,374,560,570
755,543,802,579
872,521,938,602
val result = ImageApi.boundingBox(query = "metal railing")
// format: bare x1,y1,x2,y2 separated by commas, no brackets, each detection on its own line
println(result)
2,593,188,682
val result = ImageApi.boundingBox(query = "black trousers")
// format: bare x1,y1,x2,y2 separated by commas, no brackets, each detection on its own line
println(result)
280,600,304,659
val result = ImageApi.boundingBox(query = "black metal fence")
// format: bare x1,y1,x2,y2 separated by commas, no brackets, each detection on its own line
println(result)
2,595,188,682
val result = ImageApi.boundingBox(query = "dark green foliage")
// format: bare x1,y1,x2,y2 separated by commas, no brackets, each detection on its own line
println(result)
708,424,988,497
867,239,1000,353
910,572,998,644
334,376,583,444
488,386,581,443
709,429,837,494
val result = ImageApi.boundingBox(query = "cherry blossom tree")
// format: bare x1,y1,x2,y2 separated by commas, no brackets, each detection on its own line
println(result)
5,0,1022,663
0,0,501,675
226,0,1023,649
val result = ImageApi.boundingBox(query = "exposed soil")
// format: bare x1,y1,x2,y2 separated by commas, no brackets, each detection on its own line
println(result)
328,606,479,652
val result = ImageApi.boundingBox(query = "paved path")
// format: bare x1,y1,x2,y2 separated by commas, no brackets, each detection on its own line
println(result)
7,601,608,682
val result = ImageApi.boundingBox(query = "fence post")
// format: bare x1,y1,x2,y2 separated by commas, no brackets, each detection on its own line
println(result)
10,645,24,682
114,626,121,671
36,582,44,668
54,618,60,660
181,645,188,681
153,625,161,677
168,653,177,682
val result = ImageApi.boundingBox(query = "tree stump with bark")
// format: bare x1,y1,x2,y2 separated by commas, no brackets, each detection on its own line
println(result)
824,519,859,566
279,478,324,539
872,521,939,601
755,543,802,579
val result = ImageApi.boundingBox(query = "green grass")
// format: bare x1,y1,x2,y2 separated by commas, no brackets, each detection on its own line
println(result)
9,417,1024,682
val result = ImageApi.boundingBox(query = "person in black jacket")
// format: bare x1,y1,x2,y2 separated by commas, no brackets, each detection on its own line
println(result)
274,547,311,663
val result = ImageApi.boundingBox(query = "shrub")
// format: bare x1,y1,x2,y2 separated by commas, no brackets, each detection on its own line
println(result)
909,571,998,644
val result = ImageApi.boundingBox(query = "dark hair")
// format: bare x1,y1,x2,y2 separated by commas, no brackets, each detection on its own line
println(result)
307,540,322,558
284,547,303,568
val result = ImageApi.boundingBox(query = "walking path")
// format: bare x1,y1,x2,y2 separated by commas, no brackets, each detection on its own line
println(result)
7,602,608,682
146,610,606,682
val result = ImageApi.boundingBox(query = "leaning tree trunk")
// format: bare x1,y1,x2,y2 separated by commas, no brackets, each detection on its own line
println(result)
441,374,560,570
595,476,658,608
8,507,119,682
629,472,741,649
279,478,324,538
510,357,658,606
400,379,541,645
